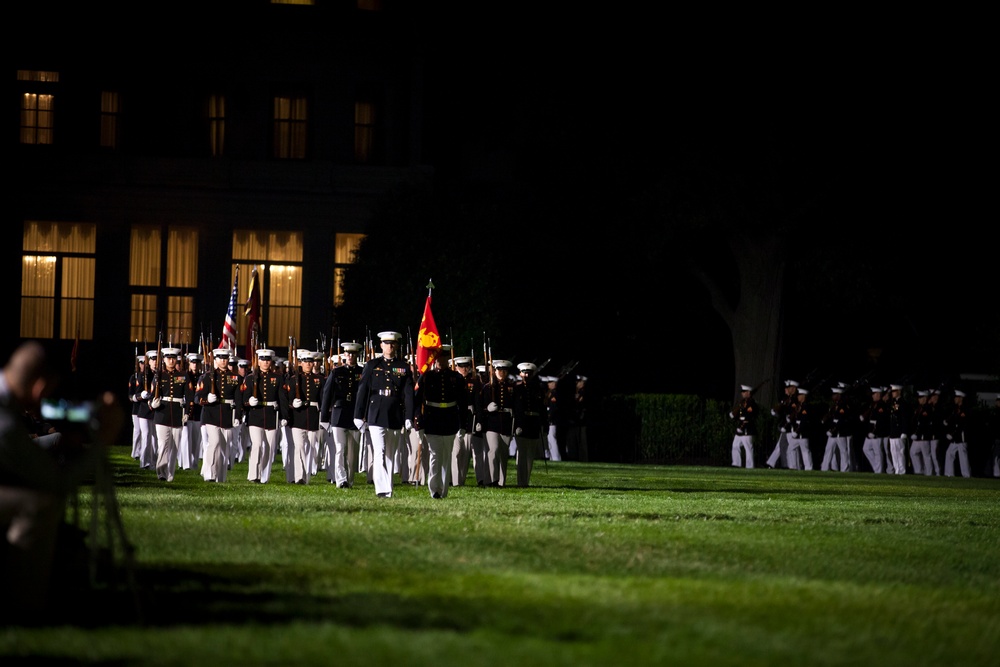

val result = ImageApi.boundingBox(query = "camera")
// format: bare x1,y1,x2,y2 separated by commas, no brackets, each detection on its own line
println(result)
40,398,95,424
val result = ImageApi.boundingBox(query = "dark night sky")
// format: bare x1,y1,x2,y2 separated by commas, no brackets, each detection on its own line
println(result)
418,8,995,398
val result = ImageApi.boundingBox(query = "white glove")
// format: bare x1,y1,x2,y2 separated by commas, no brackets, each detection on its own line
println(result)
280,419,288,427
248,396,259,407
475,423,482,433
353,418,365,430
946,433,953,441
487,402,498,412
292,398,303,409
826,431,833,437
457,429,466,437
320,422,330,431
867,432,875,439
515,427,523,436
130,394,138,403
771,409,777,416
207,392,218,404
900,433,907,440
233,418,241,428
183,414,189,425
405,419,413,430
779,427,787,433
150,397,162,409
790,431,799,438
141,390,151,400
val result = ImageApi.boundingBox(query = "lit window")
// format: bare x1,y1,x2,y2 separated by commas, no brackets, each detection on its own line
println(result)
208,94,225,157
21,222,96,339
273,96,307,159
129,225,200,343
354,101,375,164
271,0,314,4
334,233,364,306
100,91,121,149
21,93,54,145
233,230,304,346
18,70,58,145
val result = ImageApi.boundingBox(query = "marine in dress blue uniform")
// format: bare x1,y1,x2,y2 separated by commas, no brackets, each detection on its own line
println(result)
320,342,364,487
353,331,415,498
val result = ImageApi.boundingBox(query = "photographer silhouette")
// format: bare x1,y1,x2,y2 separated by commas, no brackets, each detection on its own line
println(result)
0,340,123,623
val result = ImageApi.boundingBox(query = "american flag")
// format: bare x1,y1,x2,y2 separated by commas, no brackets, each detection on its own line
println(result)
220,266,239,351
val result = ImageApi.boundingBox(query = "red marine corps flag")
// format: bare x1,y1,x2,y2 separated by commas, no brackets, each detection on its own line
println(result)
415,280,441,375
244,265,261,360
220,265,239,352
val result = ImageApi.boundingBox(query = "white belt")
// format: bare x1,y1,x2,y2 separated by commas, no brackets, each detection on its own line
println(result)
163,397,184,403
426,401,457,408
255,401,277,408
223,399,235,405
308,401,319,408
377,389,394,396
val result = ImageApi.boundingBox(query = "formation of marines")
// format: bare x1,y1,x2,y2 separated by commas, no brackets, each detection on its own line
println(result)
127,331,569,495
730,377,994,478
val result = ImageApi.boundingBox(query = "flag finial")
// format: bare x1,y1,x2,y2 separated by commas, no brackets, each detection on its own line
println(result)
426,279,434,295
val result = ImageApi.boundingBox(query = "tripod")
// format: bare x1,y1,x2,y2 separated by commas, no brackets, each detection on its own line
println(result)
68,446,142,623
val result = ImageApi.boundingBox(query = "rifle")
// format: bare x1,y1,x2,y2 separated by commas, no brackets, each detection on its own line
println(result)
202,333,216,394
485,333,493,384
153,330,163,399
289,335,298,399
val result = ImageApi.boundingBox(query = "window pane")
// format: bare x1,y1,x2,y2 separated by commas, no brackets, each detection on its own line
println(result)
60,298,94,340
131,294,158,344
232,230,268,261
23,221,96,253
167,296,194,346
167,227,198,288
22,256,56,296
268,231,303,262
268,306,300,346
130,226,161,286
20,297,54,338
62,257,95,299
334,233,364,264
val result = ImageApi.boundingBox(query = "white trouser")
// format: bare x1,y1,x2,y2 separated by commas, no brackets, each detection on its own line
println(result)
484,431,511,486
546,424,561,461
201,425,229,482
471,434,488,484
944,441,970,477
451,431,472,486
910,439,933,476
513,436,539,487
138,418,156,469
425,432,454,497
889,437,907,474
767,432,789,468
862,437,884,474
731,435,754,468
821,436,849,472
178,420,201,469
290,428,316,484
155,424,182,482
330,426,360,487
368,426,402,496
248,426,276,483
131,414,143,458
787,435,813,470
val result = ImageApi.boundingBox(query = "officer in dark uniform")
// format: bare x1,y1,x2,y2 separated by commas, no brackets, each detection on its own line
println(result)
787,387,815,470
860,386,890,473
241,348,282,483
820,386,850,472
416,345,468,498
729,384,758,468
910,390,935,476
451,355,483,486
887,384,911,474
513,362,546,487
136,349,158,469
353,331,415,498
179,352,203,470
282,349,323,484
479,359,516,486
320,341,364,487
196,347,241,482
128,354,145,460
767,379,799,469
149,347,186,482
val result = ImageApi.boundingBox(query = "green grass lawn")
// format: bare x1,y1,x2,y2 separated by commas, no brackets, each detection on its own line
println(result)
3,447,999,666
